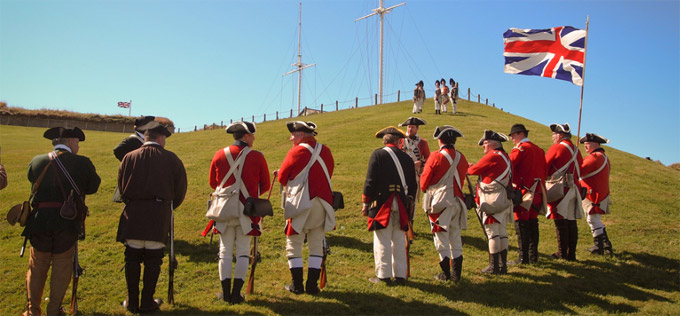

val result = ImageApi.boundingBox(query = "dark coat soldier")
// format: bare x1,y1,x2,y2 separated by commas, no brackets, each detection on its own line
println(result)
23,127,101,316
362,126,417,285
117,120,187,313
112,116,156,203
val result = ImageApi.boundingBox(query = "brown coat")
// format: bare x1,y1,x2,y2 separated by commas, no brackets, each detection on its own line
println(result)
116,143,187,244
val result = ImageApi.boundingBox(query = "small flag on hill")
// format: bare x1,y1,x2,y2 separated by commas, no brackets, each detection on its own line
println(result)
503,26,586,86
117,101,131,108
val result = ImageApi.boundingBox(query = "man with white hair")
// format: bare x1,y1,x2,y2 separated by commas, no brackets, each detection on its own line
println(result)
208,121,270,304
545,123,583,261
420,125,468,282
579,133,613,255
362,126,417,285
277,121,335,295
467,130,513,274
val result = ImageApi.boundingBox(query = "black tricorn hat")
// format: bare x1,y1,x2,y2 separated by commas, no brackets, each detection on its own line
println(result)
433,125,464,139
226,121,256,134
137,120,172,137
134,115,155,127
286,121,317,135
579,133,609,144
509,123,529,135
43,127,85,141
477,129,508,146
375,126,406,139
550,123,571,134
399,117,427,127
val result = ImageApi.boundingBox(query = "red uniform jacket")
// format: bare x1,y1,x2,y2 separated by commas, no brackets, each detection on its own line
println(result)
579,148,610,214
278,137,334,206
208,142,270,236
545,139,583,219
420,146,467,200
467,148,511,224
510,140,546,220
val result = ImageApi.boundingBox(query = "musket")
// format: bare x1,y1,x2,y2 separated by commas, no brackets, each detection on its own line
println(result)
69,241,84,315
465,174,488,243
319,237,330,289
245,177,275,295
245,236,260,294
168,201,177,305
20,236,28,257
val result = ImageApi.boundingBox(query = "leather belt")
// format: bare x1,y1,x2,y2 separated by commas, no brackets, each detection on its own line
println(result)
35,202,64,209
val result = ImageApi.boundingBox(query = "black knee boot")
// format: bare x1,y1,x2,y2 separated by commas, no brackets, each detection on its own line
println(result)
435,257,451,281
140,249,164,313
552,219,569,259
481,252,500,274
602,228,614,255
220,278,231,302
567,220,578,261
528,218,540,263
124,246,144,313
499,249,508,274
451,256,463,283
231,279,245,304
306,268,321,295
510,221,529,265
284,267,304,294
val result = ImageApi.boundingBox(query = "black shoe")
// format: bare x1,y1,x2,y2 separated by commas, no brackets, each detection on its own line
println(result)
230,279,245,304
122,299,138,313
284,283,305,294
139,298,162,314
306,268,321,295
393,277,407,286
434,272,450,281
368,277,391,285
285,267,305,294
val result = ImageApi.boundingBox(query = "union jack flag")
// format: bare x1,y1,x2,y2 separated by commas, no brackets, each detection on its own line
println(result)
117,101,131,108
503,26,586,86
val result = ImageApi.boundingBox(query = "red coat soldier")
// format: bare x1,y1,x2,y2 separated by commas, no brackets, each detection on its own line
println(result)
508,124,547,264
544,123,583,261
420,126,468,282
579,133,613,255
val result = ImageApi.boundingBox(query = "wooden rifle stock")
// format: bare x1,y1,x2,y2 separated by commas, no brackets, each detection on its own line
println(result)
246,236,259,294
70,241,83,315
168,202,177,304
319,237,329,289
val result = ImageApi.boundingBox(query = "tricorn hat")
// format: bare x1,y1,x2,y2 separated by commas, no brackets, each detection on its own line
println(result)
399,117,427,127
226,121,256,134
286,121,317,135
579,133,609,144
134,115,155,127
375,126,406,139
550,123,571,134
43,127,85,141
433,125,464,139
137,120,172,137
477,129,508,146
509,123,529,135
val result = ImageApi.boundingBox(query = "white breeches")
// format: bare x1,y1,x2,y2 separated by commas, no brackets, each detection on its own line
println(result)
218,219,251,281
286,198,326,269
587,214,605,237
484,221,509,254
433,206,463,260
373,199,407,279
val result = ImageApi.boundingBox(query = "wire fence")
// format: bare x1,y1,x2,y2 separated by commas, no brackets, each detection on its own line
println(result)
191,86,498,132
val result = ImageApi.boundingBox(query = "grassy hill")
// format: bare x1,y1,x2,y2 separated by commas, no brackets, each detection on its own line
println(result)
1,99,678,315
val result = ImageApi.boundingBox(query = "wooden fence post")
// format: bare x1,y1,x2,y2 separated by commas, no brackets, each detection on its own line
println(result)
264,114,266,121
478,94,480,103
355,97,358,108
485,98,488,105
468,88,471,101
194,126,197,131
252,115,254,122
336,100,338,111
276,111,279,120
290,109,293,118
321,104,324,113
375,94,378,105
397,90,400,102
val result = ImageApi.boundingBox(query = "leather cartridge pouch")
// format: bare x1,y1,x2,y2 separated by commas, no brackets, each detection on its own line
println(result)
60,190,78,220
332,191,344,210
243,197,273,217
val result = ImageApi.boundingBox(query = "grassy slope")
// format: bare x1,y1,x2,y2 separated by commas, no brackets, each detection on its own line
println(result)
0,99,678,315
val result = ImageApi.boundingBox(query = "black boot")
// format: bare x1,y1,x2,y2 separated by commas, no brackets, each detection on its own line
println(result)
552,219,569,259
481,252,500,274
567,220,578,261
284,267,304,294
306,268,321,295
230,279,245,304
509,221,529,265
124,246,143,313
140,249,164,313
528,218,540,263
434,257,451,281
451,256,463,283
602,228,614,255
499,249,508,274
220,278,231,302
589,234,604,255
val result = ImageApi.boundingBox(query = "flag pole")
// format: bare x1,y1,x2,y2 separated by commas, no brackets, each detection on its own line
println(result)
129,99,132,117
576,15,589,141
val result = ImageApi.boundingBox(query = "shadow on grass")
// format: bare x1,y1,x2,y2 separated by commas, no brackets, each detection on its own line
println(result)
246,289,469,315
447,111,486,118
174,239,218,263
326,234,372,253
408,249,676,314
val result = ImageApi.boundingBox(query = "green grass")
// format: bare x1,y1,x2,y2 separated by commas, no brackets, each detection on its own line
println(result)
1,99,678,315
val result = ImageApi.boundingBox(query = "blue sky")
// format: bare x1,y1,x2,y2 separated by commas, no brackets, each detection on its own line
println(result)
1,0,678,165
